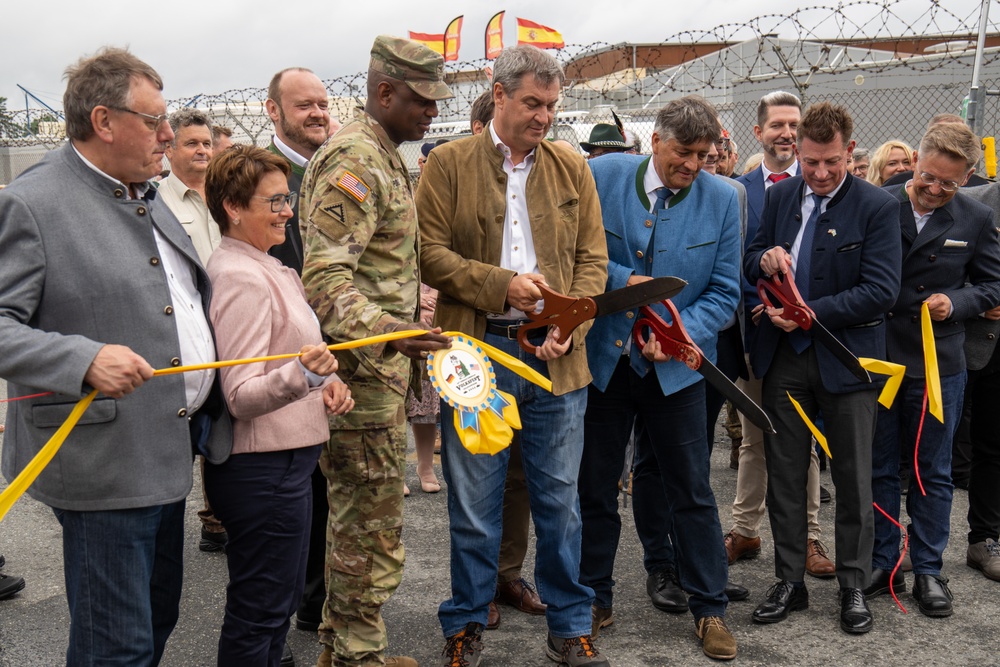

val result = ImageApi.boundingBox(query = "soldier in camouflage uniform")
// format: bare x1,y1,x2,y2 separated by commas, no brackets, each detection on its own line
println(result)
299,35,453,667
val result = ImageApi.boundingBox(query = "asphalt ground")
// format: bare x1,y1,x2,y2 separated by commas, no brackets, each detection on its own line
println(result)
1,378,999,666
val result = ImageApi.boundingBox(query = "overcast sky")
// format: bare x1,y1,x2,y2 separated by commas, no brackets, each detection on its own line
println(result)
0,0,991,112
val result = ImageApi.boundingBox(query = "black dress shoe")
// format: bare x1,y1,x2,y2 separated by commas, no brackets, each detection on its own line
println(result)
863,568,906,598
0,572,25,601
819,485,832,504
839,588,873,634
752,581,808,624
280,643,295,667
912,574,953,617
646,568,688,613
724,581,749,601
199,527,227,553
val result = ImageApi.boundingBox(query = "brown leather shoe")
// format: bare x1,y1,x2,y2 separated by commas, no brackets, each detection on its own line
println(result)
805,539,836,579
496,577,546,615
724,530,761,565
486,600,500,630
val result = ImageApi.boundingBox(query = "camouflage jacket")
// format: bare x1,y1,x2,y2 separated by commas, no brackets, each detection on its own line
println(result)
300,107,420,398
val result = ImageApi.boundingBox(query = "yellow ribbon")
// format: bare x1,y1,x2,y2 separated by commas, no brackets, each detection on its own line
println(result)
0,390,98,521
439,331,553,455
920,303,944,423
786,391,832,459
0,329,427,522
858,357,907,409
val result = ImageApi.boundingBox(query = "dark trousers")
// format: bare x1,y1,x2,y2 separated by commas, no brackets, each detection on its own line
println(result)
297,464,329,623
206,445,320,667
969,358,1000,543
762,340,875,589
579,357,728,619
705,325,746,452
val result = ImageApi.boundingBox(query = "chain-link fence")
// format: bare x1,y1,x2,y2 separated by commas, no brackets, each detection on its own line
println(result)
2,0,999,183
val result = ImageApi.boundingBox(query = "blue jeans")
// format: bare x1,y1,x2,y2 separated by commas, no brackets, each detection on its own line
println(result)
53,500,185,667
438,332,593,638
872,372,966,575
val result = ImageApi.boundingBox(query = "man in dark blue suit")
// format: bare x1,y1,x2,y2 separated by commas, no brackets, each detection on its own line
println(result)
868,122,1000,616
729,92,832,579
744,102,901,634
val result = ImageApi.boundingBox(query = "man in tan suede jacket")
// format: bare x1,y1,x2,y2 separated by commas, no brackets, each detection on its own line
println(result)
416,44,609,667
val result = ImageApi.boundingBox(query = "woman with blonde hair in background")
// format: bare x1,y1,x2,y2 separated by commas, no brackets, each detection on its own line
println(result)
867,140,913,186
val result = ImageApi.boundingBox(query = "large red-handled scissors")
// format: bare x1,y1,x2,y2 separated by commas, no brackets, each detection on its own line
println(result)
516,276,687,354
757,273,871,383
633,300,775,434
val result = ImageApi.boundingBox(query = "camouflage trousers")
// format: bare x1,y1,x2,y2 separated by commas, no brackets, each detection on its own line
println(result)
318,383,407,667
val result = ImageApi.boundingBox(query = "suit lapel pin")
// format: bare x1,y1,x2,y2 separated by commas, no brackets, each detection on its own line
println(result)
827,229,837,237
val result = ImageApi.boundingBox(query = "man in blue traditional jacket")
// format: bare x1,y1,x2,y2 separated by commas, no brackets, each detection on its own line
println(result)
580,95,742,661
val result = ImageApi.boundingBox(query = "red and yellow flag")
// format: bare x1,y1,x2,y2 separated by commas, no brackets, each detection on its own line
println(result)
485,10,505,60
444,15,464,62
516,17,564,49
408,31,445,55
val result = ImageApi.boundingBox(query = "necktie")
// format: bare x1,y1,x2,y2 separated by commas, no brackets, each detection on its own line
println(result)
790,193,825,353
768,172,790,184
651,187,671,213
630,187,673,376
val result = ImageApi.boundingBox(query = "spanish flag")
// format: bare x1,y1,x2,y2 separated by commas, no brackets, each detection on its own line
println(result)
485,10,505,60
516,17,564,49
408,31,445,55
444,15,464,62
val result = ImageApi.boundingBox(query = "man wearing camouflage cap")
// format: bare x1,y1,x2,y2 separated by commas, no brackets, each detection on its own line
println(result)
299,35,453,667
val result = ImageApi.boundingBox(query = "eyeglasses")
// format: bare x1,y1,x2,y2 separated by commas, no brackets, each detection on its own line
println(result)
254,191,298,212
917,171,960,192
110,107,170,130
714,138,731,151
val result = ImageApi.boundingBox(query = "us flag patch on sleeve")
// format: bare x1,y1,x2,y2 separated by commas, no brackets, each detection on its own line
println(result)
336,171,371,203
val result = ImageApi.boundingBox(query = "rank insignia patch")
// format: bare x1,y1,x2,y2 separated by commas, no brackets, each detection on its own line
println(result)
336,171,371,203
323,202,345,223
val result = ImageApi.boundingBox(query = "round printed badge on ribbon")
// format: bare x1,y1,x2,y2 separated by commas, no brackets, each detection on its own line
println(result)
427,335,519,455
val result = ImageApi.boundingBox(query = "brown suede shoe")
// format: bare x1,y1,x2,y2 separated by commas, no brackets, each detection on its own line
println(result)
486,600,500,630
724,530,761,565
805,539,836,579
496,577,546,615
591,605,614,638
695,616,737,661
385,658,418,667
317,647,417,667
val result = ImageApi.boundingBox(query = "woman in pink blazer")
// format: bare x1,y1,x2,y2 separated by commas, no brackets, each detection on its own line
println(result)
203,145,353,667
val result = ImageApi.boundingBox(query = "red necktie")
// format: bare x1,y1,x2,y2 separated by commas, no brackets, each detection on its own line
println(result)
768,172,790,183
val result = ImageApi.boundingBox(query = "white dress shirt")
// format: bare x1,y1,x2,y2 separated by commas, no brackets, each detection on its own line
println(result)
73,145,216,411
489,121,540,318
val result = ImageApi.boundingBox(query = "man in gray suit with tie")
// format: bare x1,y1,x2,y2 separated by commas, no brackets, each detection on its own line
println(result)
0,48,231,665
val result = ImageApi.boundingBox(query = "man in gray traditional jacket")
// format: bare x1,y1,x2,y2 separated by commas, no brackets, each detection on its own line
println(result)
0,47,231,665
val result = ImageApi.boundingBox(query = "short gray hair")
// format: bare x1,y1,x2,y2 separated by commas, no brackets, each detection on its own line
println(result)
654,96,721,146
852,148,870,162
492,45,564,96
167,108,212,145
756,90,802,129
63,47,163,142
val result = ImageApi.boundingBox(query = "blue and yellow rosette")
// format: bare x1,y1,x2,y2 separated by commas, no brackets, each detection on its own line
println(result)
428,335,522,455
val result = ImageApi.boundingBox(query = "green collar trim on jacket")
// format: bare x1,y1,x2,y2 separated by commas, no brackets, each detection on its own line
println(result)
633,156,691,209
267,142,306,178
